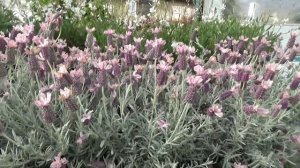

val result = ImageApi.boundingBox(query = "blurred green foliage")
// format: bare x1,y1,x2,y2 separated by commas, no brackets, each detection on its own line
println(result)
0,5,19,34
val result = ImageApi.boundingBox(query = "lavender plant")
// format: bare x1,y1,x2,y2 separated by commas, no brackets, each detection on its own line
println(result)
0,12,300,168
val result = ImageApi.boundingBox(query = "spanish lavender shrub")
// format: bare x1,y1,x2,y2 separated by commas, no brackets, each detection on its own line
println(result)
0,14,300,168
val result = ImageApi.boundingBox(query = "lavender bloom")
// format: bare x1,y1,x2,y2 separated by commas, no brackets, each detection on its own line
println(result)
5,40,18,64
219,84,241,101
290,135,300,144
0,34,7,53
157,61,171,86
104,29,115,46
27,48,40,77
255,37,271,55
176,44,189,70
81,112,92,125
157,119,169,129
290,72,300,90
93,45,101,59
23,24,35,44
187,55,201,69
207,104,223,118
9,25,22,40
234,163,248,168
93,60,112,87
218,47,230,64
227,51,240,64
243,104,258,115
40,110,57,124
59,87,79,112
110,59,121,77
263,63,281,80
289,93,300,106
286,31,298,49
279,90,290,109
226,36,233,48
219,90,233,101
256,107,270,117
76,132,89,145
35,92,56,123
106,45,115,59
271,104,282,117
254,80,273,99
152,27,161,38
124,31,132,45
50,153,68,168
123,45,136,66
70,69,85,95
153,38,166,58
134,37,143,52
115,34,124,48
132,71,142,83
240,65,252,82
15,33,28,54
237,36,249,51
286,45,300,61
185,75,203,104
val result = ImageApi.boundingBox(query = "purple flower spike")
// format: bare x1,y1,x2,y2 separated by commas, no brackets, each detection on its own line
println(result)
153,38,166,58
76,132,89,145
176,44,189,70
286,31,298,49
134,37,143,52
207,104,223,118
290,72,300,90
289,92,300,106
35,92,56,124
110,58,121,77
93,60,112,86
255,80,273,99
218,47,230,64
59,88,79,112
243,104,258,115
219,90,234,101
185,75,203,103
123,45,136,66
240,65,252,82
157,119,169,129
263,63,281,80
124,31,132,45
50,153,68,168
0,34,7,53
104,29,115,46
157,61,171,86
254,37,271,55
237,36,249,51
152,27,161,38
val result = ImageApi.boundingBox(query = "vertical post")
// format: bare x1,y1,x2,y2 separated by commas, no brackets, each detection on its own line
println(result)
128,0,137,16
194,0,203,21
247,2,256,20
140,0,153,16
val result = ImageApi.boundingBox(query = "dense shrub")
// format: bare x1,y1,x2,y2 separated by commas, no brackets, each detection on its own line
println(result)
17,0,279,61
0,12,300,168
0,5,19,34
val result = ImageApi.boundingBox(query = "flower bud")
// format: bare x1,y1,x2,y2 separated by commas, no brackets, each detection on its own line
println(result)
290,72,300,90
